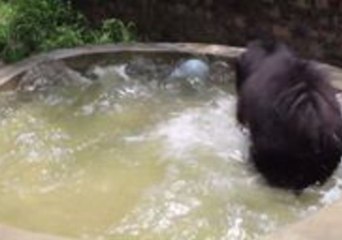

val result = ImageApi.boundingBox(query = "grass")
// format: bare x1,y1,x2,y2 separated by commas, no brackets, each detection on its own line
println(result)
0,0,136,63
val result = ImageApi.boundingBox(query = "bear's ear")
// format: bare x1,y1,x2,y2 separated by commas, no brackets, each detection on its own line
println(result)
246,38,277,54
259,37,277,53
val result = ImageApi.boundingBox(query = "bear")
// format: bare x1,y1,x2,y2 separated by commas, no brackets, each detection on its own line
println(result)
235,40,342,191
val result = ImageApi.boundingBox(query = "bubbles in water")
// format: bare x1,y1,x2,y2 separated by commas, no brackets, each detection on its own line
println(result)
0,57,340,240
152,95,247,161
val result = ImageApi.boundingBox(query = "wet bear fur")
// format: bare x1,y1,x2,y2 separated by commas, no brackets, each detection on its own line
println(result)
235,40,342,191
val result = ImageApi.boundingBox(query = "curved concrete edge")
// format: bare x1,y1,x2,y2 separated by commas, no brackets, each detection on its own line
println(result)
322,63,342,89
0,42,244,89
1,42,341,90
0,224,75,240
264,200,342,240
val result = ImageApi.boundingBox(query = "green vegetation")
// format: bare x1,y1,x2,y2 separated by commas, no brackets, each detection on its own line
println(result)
0,0,136,63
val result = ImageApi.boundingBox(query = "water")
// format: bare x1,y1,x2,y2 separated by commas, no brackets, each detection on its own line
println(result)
0,60,341,240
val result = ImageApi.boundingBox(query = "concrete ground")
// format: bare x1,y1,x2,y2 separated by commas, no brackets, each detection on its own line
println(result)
0,224,73,240
265,199,342,240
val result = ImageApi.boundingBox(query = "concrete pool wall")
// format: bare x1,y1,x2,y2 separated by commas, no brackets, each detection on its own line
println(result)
0,43,342,240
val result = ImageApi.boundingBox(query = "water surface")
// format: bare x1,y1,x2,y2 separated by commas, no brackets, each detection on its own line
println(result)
0,62,341,240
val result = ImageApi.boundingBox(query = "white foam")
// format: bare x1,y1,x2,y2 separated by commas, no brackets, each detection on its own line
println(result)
152,96,247,160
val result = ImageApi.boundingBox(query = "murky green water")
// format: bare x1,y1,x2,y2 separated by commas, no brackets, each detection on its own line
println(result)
0,63,341,240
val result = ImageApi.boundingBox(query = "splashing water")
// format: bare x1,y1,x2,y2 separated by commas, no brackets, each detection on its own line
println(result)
0,60,340,240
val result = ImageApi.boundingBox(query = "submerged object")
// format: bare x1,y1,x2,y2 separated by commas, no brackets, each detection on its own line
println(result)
169,59,210,81
163,59,210,91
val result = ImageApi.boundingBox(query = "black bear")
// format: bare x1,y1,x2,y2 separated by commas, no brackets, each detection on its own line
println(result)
236,40,342,191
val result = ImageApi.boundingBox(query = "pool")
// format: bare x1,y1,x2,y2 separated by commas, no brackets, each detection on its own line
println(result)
0,43,341,240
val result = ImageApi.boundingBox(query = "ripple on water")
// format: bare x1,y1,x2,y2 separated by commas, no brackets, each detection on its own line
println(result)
0,62,340,240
